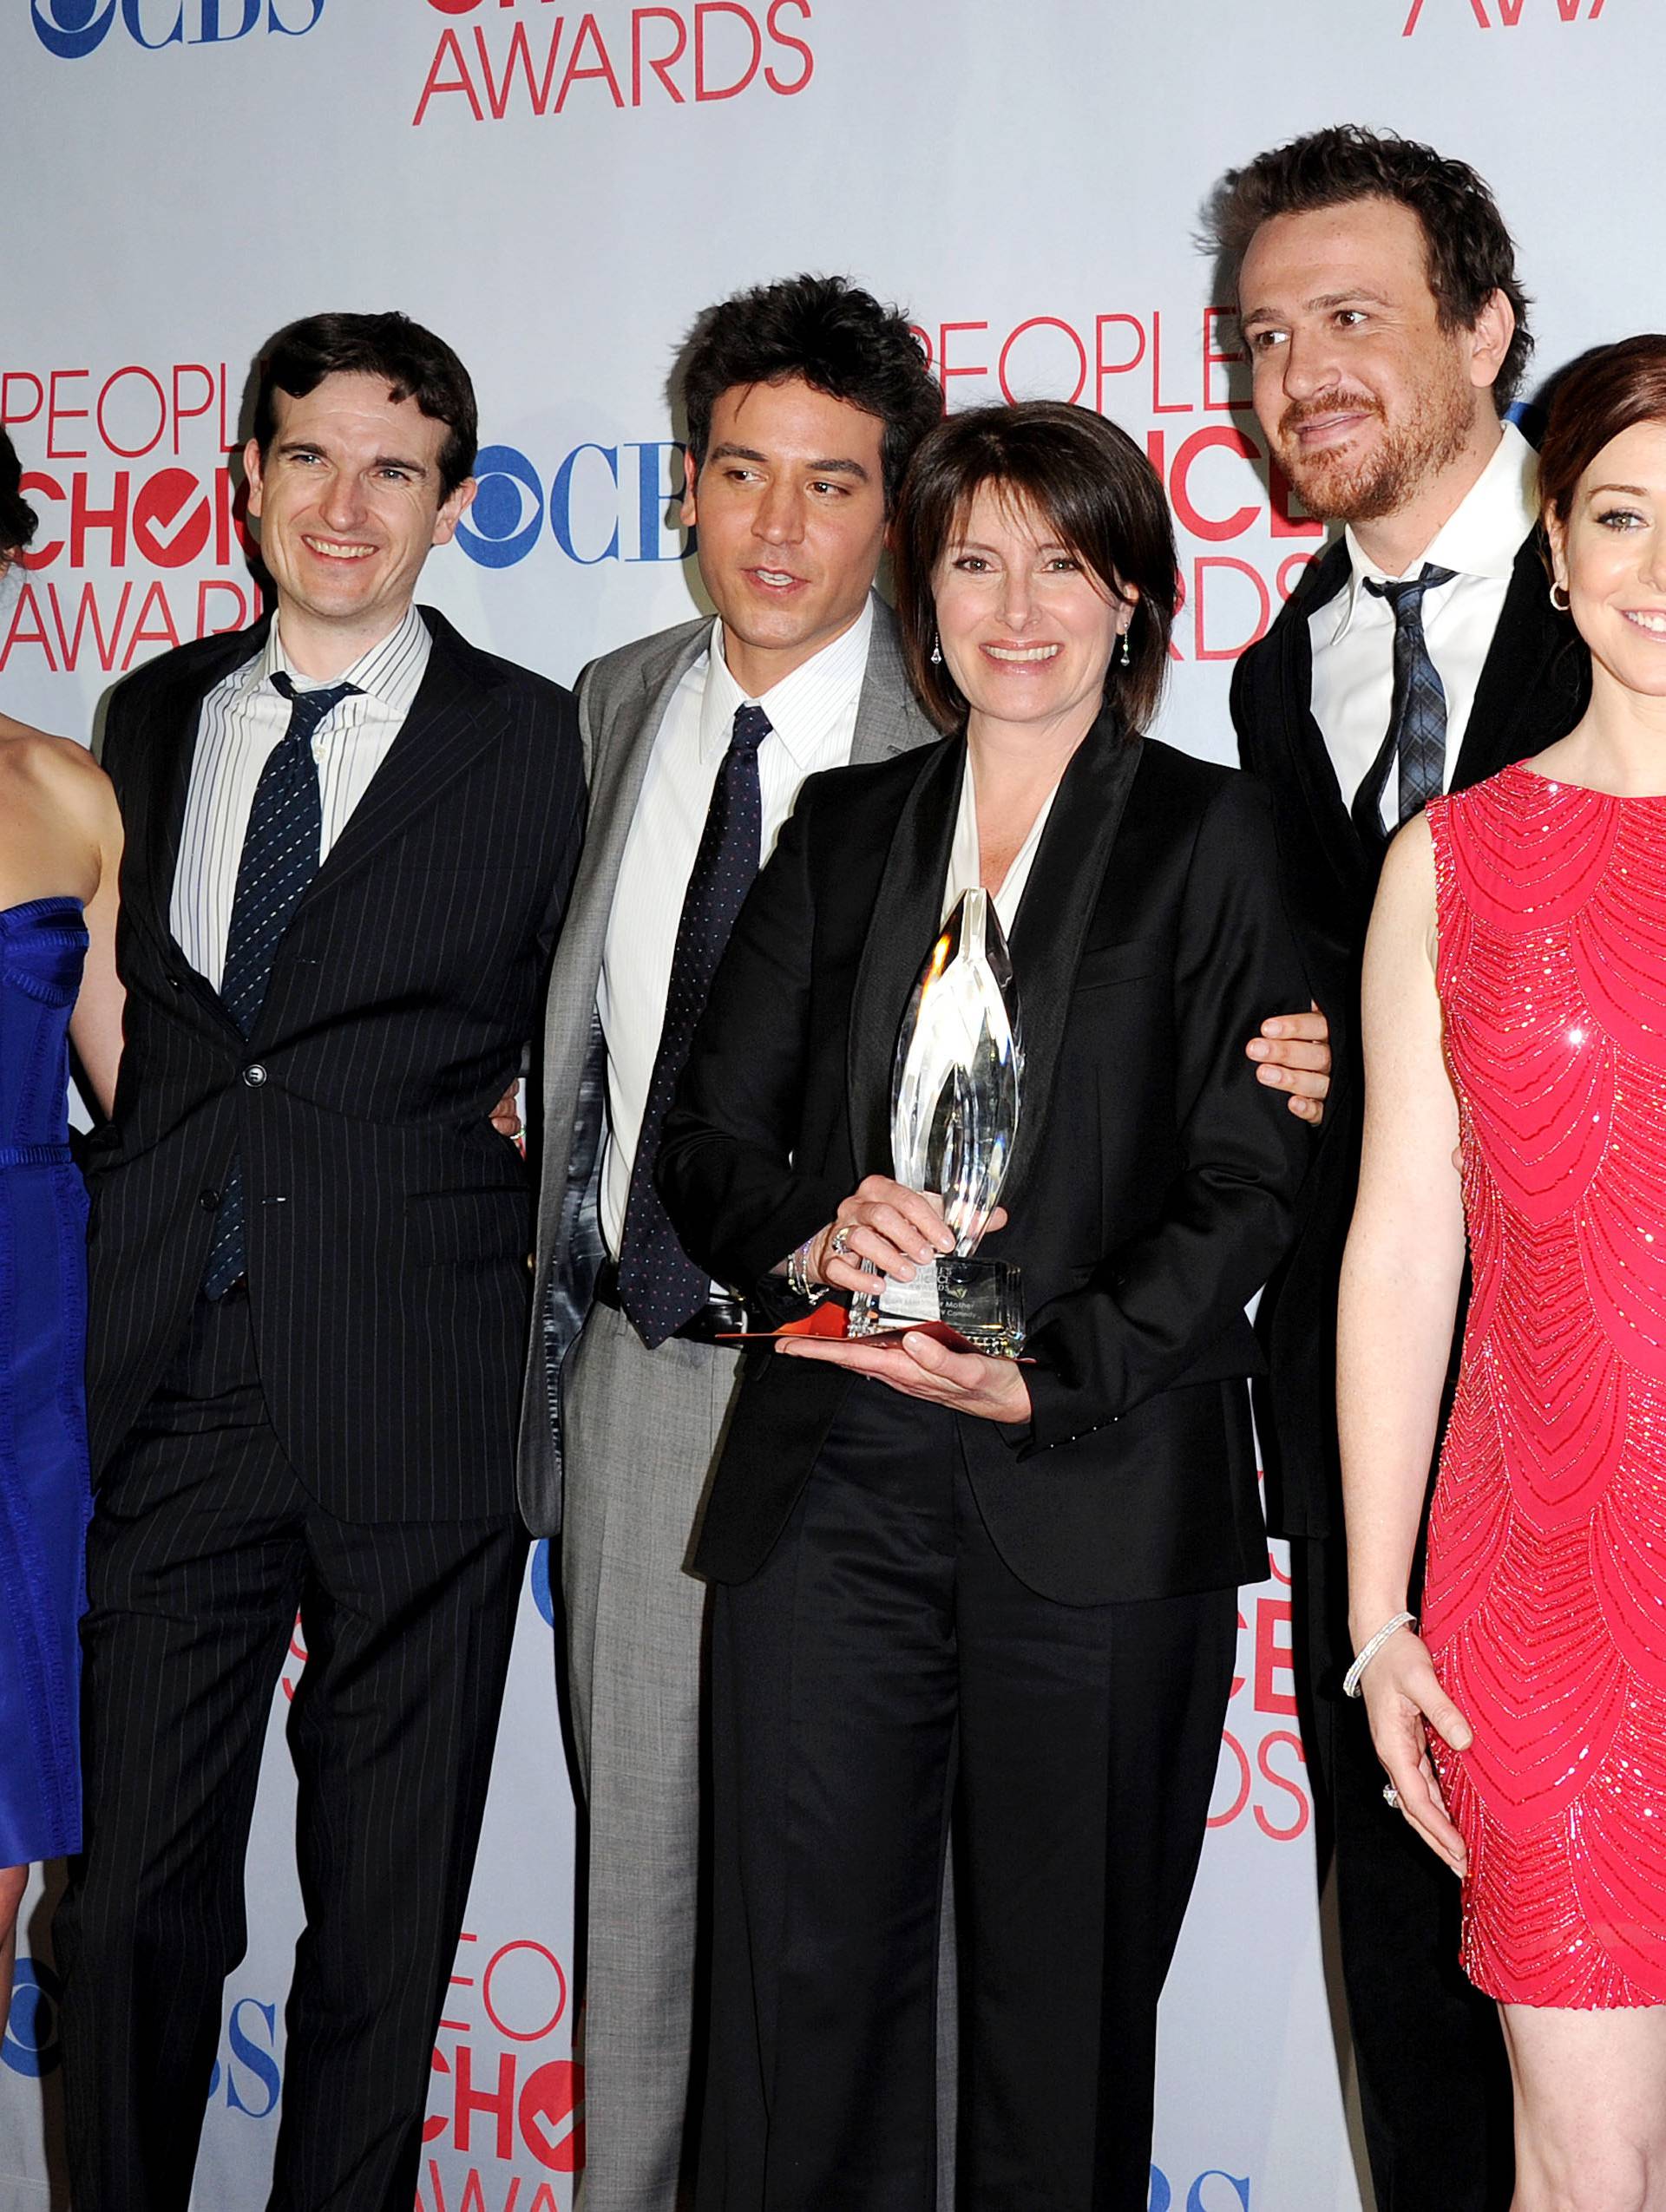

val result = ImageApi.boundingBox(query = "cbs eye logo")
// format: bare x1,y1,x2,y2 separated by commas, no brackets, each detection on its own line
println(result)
30,0,325,59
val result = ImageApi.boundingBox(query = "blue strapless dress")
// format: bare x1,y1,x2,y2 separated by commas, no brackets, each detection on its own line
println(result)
0,896,90,1864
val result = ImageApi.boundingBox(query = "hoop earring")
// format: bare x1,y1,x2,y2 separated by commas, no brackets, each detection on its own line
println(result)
929,629,942,665
1549,581,1571,613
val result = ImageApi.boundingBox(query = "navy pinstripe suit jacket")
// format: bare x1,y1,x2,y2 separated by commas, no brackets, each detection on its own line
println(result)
85,605,585,1522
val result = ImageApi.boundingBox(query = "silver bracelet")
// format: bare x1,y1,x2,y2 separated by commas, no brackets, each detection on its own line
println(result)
1342,1611,1416,1699
787,1237,817,1302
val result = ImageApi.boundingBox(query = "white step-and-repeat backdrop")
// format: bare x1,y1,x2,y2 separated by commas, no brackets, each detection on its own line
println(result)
1,1,1650,2206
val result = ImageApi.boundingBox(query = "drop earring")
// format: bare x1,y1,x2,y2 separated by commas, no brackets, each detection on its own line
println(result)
1118,625,1132,667
930,629,942,665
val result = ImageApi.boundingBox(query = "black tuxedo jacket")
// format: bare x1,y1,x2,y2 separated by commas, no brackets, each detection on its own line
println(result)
657,717,1312,1606
1231,532,1588,1540
86,605,585,1522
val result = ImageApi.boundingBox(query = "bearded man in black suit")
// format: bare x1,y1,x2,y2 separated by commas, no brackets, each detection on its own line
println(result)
1212,127,1589,2212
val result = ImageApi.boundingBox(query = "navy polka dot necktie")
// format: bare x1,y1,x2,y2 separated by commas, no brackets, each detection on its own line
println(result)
615,702,770,1347
1355,564,1457,835
201,671,357,1299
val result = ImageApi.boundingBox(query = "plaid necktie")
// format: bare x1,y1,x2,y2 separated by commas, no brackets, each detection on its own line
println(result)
201,672,357,1299
615,703,770,1347
1354,564,1457,835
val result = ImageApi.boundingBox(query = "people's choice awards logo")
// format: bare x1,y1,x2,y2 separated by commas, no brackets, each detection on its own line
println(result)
1,358,259,677
30,0,325,59
411,0,812,126
421,1928,585,2208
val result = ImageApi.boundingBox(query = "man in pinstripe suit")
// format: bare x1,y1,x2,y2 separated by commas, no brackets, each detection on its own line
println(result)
55,313,585,2212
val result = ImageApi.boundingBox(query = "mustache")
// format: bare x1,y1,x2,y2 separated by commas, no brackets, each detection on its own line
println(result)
1279,390,1385,439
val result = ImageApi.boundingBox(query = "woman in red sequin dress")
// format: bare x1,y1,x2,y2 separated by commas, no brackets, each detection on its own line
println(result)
1341,337,1666,2210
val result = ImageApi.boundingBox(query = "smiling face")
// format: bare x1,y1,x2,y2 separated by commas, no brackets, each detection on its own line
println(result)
1238,196,1505,529
931,482,1128,740
681,376,889,697
1549,422,1666,703
245,371,475,674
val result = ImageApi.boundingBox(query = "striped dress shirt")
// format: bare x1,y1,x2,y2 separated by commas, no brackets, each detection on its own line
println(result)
170,603,431,991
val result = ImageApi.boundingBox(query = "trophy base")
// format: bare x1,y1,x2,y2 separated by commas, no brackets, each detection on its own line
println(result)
847,1258,1026,1358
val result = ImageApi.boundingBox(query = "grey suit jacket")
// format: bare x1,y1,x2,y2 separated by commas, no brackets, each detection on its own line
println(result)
515,594,937,1534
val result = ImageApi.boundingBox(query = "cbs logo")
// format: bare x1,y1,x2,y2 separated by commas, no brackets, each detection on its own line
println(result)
30,0,325,60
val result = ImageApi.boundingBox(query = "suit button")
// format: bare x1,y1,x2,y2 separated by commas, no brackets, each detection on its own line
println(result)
200,1188,220,1212
167,974,183,991
243,1063,267,1088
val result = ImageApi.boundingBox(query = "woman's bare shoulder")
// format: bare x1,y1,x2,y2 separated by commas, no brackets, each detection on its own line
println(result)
0,721,118,833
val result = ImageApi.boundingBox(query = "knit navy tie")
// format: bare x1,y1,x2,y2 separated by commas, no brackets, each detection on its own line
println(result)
1354,565,1457,836
201,672,357,1299
616,703,770,1347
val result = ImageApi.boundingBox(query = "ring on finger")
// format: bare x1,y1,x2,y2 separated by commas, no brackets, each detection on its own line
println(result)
1381,1783,1401,1810
829,1224,854,1260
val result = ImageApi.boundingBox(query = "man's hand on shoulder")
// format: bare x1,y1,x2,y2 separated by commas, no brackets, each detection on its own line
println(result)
1247,1002,1331,1125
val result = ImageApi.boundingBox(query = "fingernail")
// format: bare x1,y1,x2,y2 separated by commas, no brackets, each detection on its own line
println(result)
894,1262,915,1282
1247,1039,1269,1059
1263,1021,1284,1037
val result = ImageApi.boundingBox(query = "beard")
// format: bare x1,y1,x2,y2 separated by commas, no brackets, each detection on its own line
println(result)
1276,374,1474,526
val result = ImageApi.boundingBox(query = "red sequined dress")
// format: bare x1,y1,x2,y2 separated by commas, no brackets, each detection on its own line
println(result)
1425,763,1666,2007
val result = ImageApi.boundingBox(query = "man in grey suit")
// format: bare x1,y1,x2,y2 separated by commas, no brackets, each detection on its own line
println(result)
515,274,944,2209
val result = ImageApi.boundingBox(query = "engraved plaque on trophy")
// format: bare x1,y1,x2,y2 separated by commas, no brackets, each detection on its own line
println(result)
847,887,1026,1356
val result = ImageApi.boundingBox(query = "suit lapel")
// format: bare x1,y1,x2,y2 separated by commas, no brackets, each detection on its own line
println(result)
292,608,506,912
571,623,710,942
135,618,271,965
1278,541,1375,900
998,717,1145,1219
845,736,965,1175
851,596,935,763
1452,534,1586,788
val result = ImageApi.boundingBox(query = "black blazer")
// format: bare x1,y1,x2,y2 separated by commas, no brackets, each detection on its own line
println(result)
85,605,585,1522
657,717,1312,1607
1230,532,1588,1540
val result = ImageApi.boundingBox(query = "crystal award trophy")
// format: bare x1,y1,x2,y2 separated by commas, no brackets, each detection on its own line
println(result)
847,887,1025,1356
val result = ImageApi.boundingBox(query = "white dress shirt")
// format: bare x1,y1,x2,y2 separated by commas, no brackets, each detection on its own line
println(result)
941,748,1059,933
1309,419,1538,829
598,600,874,1260
171,603,431,991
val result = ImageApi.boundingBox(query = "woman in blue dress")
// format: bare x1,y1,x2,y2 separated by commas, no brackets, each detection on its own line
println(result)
0,430,124,2039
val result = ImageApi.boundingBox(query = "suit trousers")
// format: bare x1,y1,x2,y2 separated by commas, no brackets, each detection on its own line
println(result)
1295,1532,1514,2212
698,1384,1236,2212
56,1286,526,2212
561,1300,744,2211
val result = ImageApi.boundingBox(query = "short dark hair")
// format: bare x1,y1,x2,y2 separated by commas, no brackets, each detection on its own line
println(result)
676,273,941,513
253,311,478,498
890,401,1177,736
0,428,37,567
1204,126,1532,409
1538,335,1666,533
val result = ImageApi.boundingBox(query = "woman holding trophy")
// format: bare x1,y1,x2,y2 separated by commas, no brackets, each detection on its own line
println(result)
657,399,1310,2209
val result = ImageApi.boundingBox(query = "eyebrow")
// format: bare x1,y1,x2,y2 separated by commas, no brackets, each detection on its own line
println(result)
275,437,431,476
1239,287,1394,324
1587,482,1651,499
948,536,1071,556
707,442,870,481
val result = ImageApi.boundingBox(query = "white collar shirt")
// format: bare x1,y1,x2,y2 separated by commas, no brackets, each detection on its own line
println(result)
941,746,1059,934
597,599,874,1262
170,602,431,991
1308,419,1539,829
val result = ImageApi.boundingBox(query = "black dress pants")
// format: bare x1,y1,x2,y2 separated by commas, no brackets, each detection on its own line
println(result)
1295,1530,1515,2212
55,1287,527,2212
699,1384,1236,2212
